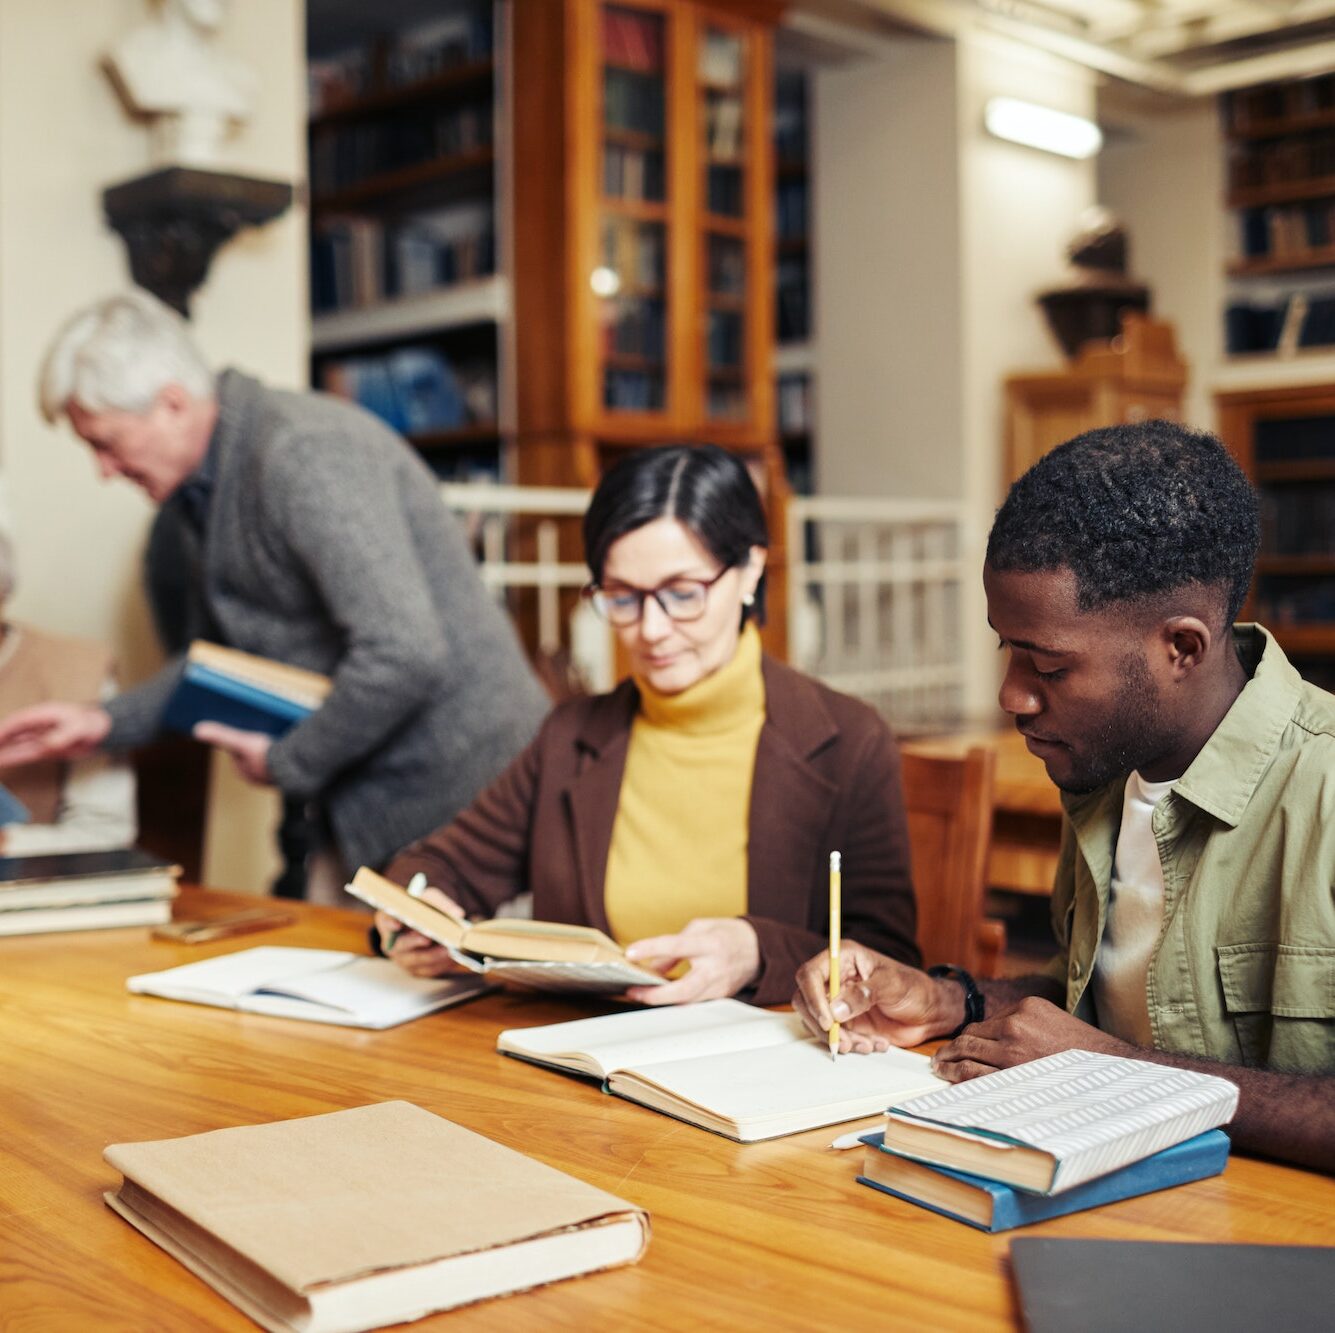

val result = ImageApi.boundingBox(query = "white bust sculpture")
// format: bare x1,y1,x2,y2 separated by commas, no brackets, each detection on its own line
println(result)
106,0,257,167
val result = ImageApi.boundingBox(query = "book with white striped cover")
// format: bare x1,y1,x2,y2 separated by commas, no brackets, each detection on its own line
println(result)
881,1049,1239,1195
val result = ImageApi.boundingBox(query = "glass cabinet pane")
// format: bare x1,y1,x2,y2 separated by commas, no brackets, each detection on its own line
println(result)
701,25,748,422
599,4,669,415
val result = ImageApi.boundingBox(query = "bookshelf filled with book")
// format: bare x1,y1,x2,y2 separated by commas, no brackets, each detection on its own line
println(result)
1216,383,1335,692
307,1,507,480
1221,75,1335,362
512,0,789,650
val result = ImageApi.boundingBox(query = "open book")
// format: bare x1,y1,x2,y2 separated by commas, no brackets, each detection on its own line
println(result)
346,866,664,993
498,998,946,1142
163,641,332,740
104,1101,650,1333
127,946,490,1029
880,1049,1240,1194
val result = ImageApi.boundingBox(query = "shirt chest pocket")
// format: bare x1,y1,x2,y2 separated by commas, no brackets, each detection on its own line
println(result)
1217,943,1335,1070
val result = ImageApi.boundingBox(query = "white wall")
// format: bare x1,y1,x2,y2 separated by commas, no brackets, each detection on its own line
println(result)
0,0,307,891
813,36,964,500
813,31,1098,716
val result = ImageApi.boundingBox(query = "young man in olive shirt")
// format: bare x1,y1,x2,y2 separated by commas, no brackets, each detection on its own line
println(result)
795,421,1335,1173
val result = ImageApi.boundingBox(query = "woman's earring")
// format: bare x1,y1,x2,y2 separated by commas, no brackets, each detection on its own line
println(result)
742,591,756,607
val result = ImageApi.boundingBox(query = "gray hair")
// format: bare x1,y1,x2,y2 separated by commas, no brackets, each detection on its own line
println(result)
38,289,215,423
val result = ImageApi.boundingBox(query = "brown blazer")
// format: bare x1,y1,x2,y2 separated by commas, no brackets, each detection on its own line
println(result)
387,654,919,1005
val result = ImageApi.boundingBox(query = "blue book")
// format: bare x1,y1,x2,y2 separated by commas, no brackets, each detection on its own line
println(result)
857,1130,1230,1233
162,644,329,741
0,782,30,827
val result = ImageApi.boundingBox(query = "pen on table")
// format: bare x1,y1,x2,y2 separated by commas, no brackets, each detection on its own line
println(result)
828,850,841,1062
385,872,429,952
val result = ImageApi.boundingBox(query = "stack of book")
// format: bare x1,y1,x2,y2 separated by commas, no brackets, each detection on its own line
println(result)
0,849,179,936
857,1049,1239,1232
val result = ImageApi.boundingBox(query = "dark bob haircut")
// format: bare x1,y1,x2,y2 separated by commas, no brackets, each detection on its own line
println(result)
583,444,770,624
987,419,1261,626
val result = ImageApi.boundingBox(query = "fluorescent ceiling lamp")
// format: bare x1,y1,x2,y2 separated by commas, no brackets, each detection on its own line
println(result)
984,97,1103,159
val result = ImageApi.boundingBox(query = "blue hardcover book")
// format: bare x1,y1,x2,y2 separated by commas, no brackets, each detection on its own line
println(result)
0,782,30,827
857,1130,1229,1233
162,644,329,740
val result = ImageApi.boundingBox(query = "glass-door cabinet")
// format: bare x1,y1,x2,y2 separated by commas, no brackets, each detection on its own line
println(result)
565,0,774,445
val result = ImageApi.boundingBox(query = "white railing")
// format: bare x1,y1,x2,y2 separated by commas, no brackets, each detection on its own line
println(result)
442,483,969,723
786,495,967,730
439,482,615,692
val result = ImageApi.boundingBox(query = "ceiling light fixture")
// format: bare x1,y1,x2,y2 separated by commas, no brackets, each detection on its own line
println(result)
984,97,1103,159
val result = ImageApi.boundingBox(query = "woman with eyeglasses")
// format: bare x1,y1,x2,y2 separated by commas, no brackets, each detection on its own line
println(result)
376,445,919,1005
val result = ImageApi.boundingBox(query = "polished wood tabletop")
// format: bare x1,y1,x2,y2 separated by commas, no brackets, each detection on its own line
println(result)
3,889,1333,1331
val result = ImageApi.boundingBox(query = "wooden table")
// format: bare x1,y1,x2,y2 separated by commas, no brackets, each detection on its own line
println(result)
4,890,1333,1331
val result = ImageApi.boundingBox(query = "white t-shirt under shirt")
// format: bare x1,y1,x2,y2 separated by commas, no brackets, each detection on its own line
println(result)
1091,771,1176,1047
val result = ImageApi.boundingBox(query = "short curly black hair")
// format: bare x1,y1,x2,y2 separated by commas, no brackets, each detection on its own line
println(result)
987,420,1261,625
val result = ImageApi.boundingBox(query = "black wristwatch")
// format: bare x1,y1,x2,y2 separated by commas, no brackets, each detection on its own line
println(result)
927,964,985,1038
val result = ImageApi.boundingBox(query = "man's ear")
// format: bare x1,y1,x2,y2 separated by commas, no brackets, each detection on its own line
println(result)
1160,616,1212,680
155,382,193,416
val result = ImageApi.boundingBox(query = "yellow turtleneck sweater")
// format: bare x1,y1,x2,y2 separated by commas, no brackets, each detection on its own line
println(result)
603,623,766,945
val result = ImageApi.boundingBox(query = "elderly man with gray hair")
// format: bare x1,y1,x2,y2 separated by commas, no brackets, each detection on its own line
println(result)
0,290,548,899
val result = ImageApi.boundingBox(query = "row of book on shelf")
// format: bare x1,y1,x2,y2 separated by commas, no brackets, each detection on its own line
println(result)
1229,133,1335,193
778,372,812,435
308,4,493,117
317,344,497,438
312,205,495,313
603,142,665,202
601,217,666,290
776,177,808,241
707,309,743,368
708,234,745,298
707,164,744,217
603,298,665,363
774,70,808,161
602,6,663,71
1255,573,1335,625
777,254,810,342
1224,292,1335,353
310,102,492,197
1260,484,1335,556
1223,74,1335,133
603,66,665,137
1238,200,1335,260
604,367,664,412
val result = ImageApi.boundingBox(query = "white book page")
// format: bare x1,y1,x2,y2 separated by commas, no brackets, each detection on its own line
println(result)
497,998,794,1077
257,957,482,1020
617,1031,944,1137
127,946,355,1002
481,959,664,993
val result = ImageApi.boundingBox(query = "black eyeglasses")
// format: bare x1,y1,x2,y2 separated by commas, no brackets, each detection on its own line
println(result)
584,566,733,626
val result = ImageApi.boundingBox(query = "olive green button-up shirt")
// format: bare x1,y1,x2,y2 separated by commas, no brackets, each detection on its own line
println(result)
1049,625,1335,1074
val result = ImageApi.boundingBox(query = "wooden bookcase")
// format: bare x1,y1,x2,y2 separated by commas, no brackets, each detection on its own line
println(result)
1003,314,1187,488
1215,383,1335,691
511,0,788,651
306,2,508,481
1222,75,1335,357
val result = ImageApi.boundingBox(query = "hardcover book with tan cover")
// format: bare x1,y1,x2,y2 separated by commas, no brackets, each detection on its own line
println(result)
345,866,666,993
103,1101,650,1333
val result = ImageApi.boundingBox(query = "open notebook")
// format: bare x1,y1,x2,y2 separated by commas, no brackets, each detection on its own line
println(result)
127,946,490,1029
346,867,664,993
498,999,946,1142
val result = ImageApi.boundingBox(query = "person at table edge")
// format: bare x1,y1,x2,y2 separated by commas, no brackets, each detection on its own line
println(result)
379,445,920,1006
795,421,1335,1174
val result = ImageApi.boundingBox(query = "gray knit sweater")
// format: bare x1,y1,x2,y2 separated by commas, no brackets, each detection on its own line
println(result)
106,370,549,870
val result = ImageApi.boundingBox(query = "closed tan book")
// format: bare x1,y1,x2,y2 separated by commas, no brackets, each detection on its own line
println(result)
103,1101,650,1333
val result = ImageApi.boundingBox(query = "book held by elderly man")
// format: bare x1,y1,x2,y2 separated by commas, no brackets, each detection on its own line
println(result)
162,640,331,739
103,1101,650,1333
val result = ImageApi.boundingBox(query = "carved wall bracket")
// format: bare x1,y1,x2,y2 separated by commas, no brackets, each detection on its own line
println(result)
102,167,293,316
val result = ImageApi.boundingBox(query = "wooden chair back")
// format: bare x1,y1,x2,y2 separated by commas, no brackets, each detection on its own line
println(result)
899,743,1003,977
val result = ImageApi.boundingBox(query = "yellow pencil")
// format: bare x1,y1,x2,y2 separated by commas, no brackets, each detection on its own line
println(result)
828,850,841,1061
